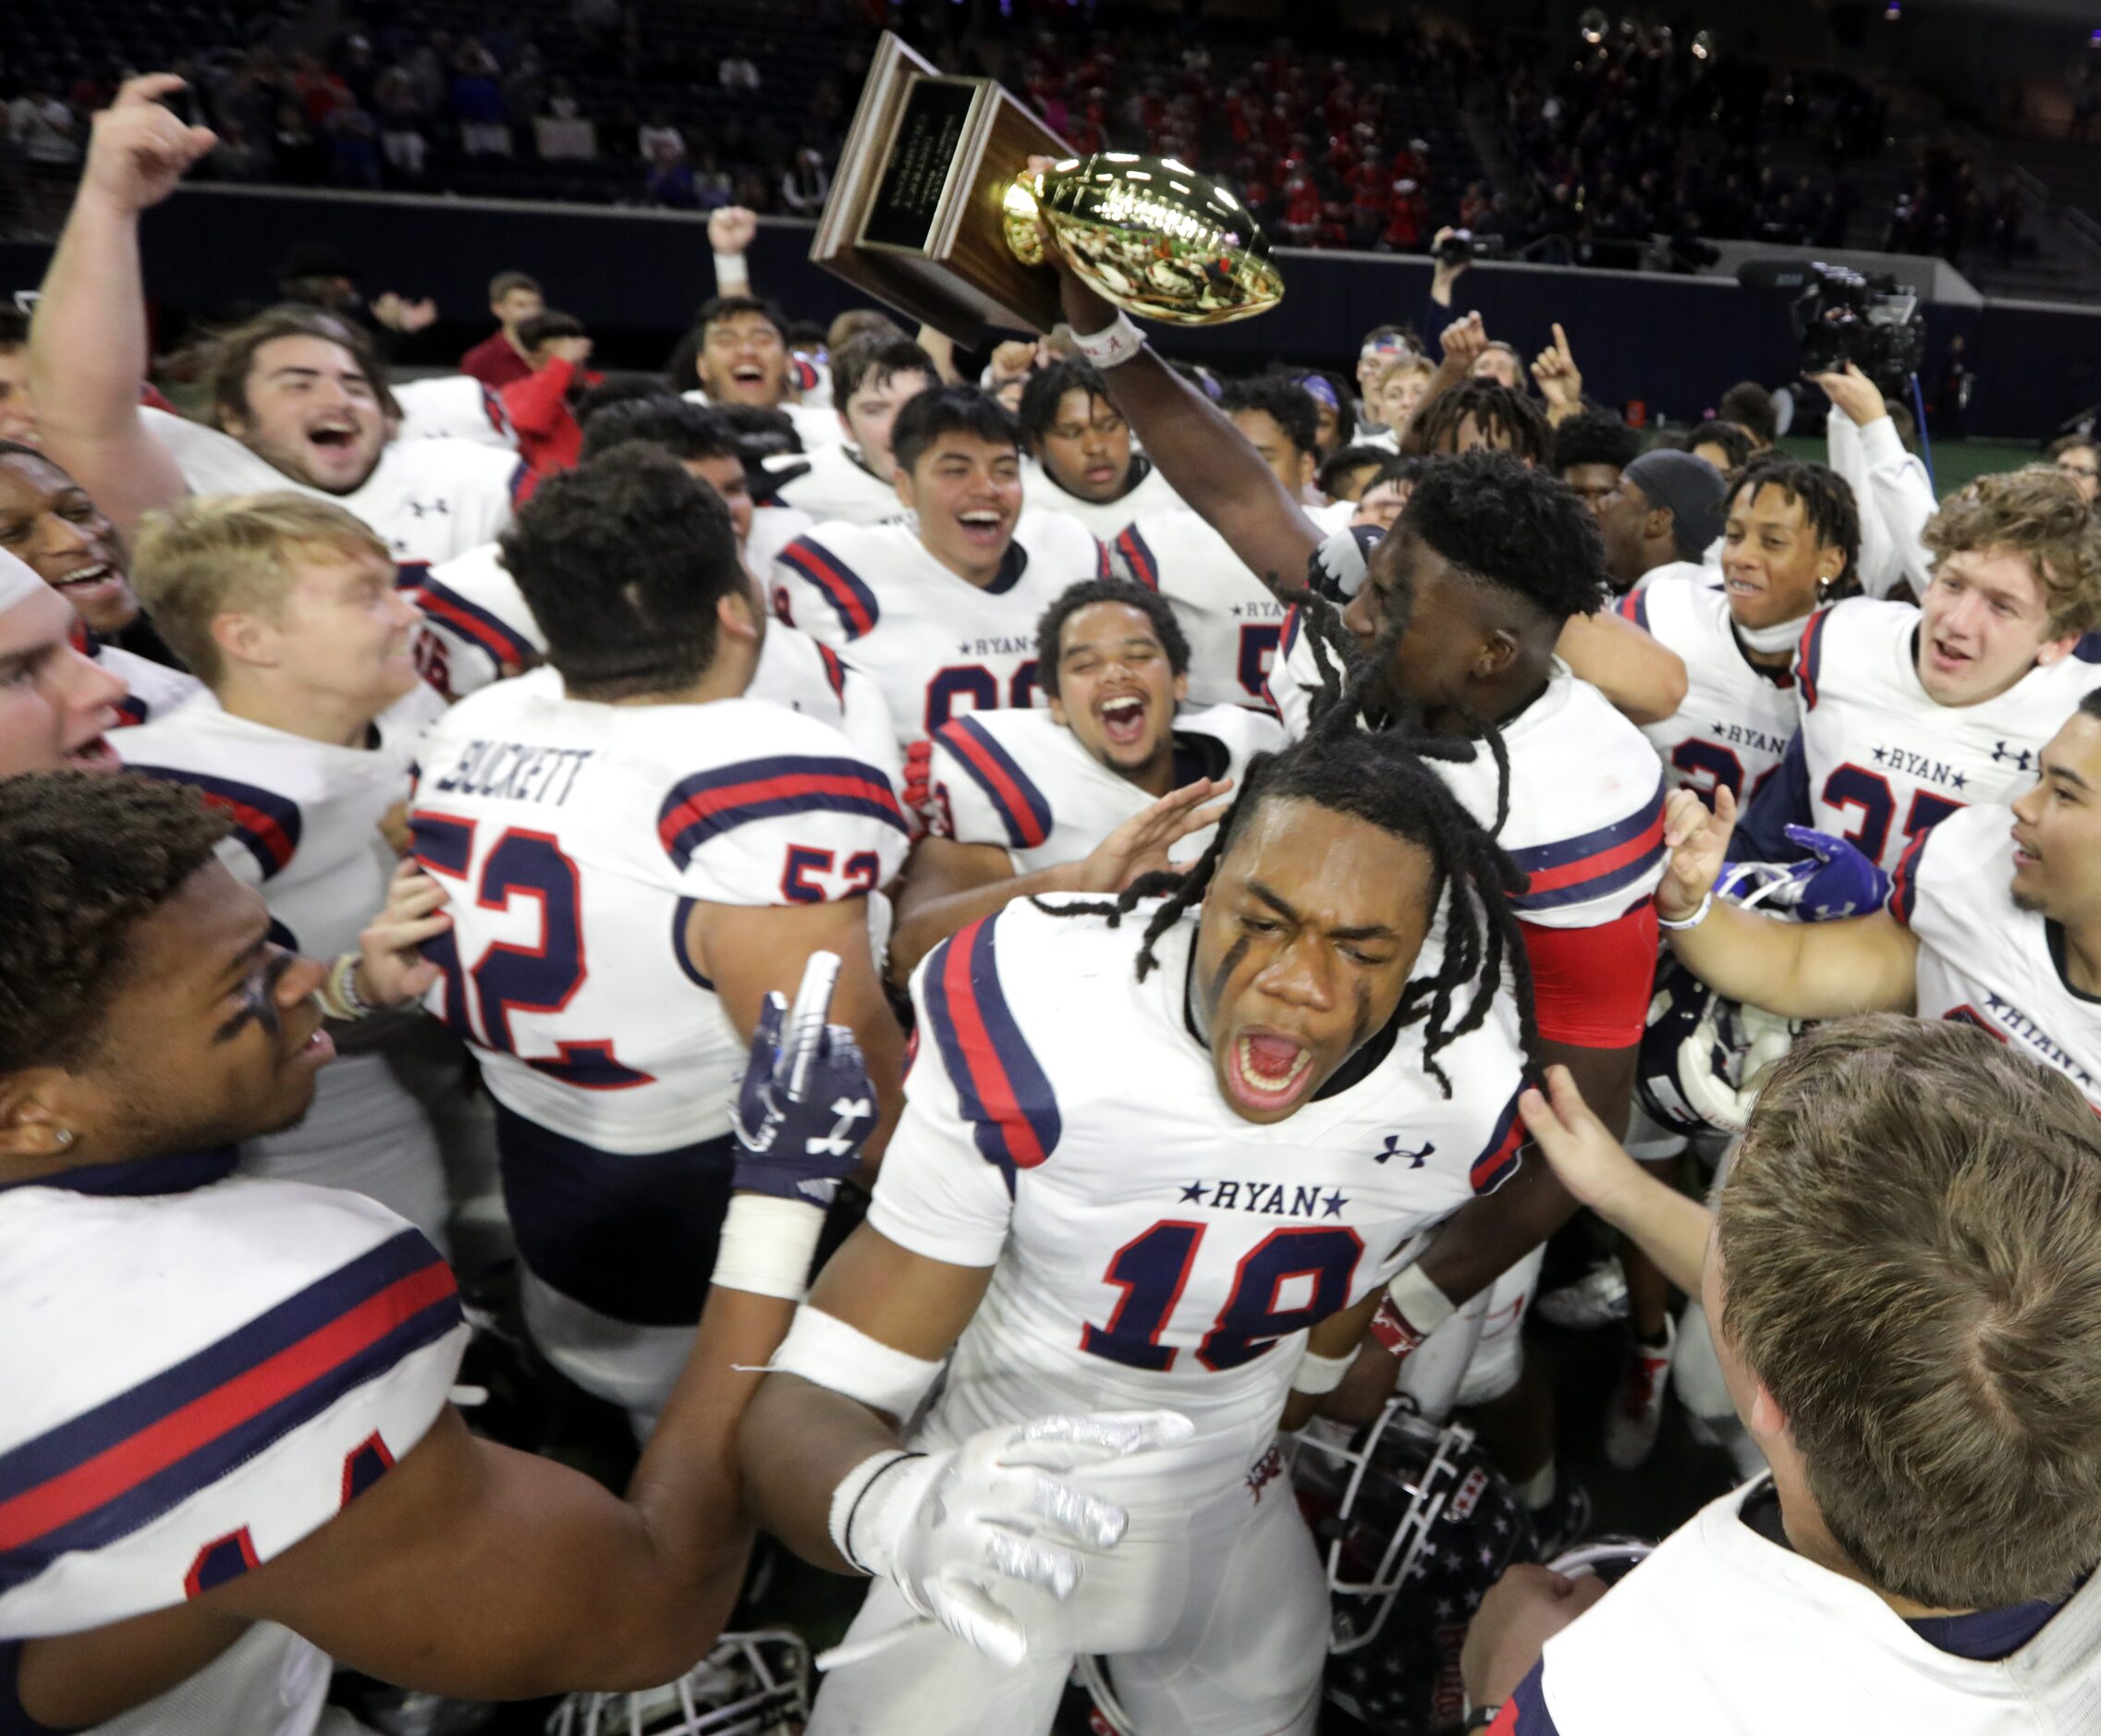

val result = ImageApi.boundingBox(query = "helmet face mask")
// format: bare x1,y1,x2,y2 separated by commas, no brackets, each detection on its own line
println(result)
1290,1400,1536,1731
1636,960,1801,1138
547,1630,811,1736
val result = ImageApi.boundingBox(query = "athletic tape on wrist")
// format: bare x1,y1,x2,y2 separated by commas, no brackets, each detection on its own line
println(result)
1372,1262,1457,1357
710,1193,825,1301
828,1448,920,1574
771,1302,944,1419
1292,1345,1353,1397
1063,312,1145,371
712,251,751,296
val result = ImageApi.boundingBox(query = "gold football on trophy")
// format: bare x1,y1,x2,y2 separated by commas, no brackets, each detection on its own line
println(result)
1002,153,1285,326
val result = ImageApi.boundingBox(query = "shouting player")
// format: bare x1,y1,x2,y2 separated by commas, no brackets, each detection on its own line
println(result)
1735,467,2101,874
1031,242,1666,1537
410,447,910,1427
771,386,1108,747
890,577,1281,982
764,334,935,525
30,78,519,577
0,770,968,1733
114,494,469,1247
0,440,200,724
1019,359,1186,538
740,710,1538,1736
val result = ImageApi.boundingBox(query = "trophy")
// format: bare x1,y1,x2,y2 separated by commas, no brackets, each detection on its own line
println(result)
812,33,1283,346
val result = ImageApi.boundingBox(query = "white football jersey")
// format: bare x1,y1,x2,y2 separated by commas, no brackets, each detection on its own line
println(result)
678,391,843,450
0,1160,463,1641
1537,1479,2101,1736
97,640,202,729
869,899,1529,1510
765,443,903,526
1890,802,2101,1107
925,703,1284,874
771,512,1109,745
1794,598,2101,874
1019,455,1186,541
411,671,906,1155
140,407,521,585
1269,605,1667,930
1618,575,1799,804
389,374,519,449
405,541,899,787
116,683,441,959
1109,508,1289,713
747,502,817,580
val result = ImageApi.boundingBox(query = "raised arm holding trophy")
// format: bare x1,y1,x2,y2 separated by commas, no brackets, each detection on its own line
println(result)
811,32,1283,347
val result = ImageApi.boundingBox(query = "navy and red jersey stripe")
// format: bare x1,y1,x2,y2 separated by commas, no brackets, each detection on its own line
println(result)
1795,605,1833,711
133,767,303,880
815,642,850,708
1114,525,1160,591
1471,1084,1527,1195
0,1229,458,1600
936,716,1054,850
778,538,881,640
506,458,531,505
922,914,1061,1194
656,754,905,872
111,693,150,728
1888,821,1933,929
1093,536,1113,581
1616,588,1650,632
394,560,433,593
417,576,538,675
1508,773,1667,916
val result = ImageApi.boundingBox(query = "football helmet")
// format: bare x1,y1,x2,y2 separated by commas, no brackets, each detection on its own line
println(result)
1635,960,1799,1137
546,1630,810,1736
1291,1400,1535,1732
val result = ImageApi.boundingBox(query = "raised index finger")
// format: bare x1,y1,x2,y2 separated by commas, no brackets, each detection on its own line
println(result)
1552,321,1573,361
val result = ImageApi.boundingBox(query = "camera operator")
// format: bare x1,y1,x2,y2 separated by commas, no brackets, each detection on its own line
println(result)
1423,225,1484,348
1814,361,1936,602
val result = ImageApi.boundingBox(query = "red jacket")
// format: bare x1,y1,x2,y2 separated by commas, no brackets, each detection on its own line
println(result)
499,356,603,499
459,329,534,390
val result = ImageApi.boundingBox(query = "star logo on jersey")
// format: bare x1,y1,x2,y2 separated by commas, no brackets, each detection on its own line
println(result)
1871,745,1888,764
1950,771,1967,790
1174,1179,1340,1219
1180,1180,1208,1204
1992,741,2034,770
1375,1135,1435,1168
1323,1190,1348,1216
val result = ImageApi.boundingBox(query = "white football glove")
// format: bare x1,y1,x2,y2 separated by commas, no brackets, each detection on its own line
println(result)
845,1411,1193,1667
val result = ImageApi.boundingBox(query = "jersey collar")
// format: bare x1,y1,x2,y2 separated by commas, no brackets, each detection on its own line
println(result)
983,541,1030,596
0,1146,238,1198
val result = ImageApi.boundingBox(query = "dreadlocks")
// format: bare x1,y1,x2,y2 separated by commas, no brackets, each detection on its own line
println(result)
1033,629,1538,1095
1401,379,1552,468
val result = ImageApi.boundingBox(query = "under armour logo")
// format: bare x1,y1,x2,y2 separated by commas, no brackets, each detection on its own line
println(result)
804,1095,873,1159
405,497,449,519
1376,1135,1435,1168
1991,741,2034,770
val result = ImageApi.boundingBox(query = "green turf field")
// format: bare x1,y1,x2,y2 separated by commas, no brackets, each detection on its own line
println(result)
1774,434,2036,496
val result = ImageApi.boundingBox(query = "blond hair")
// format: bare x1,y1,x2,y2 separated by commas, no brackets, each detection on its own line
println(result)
1374,354,1435,393
1719,1014,2101,1609
1922,466,2101,637
131,493,390,686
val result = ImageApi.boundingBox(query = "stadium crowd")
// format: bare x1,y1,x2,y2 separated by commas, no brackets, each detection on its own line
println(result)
6,59,2101,1736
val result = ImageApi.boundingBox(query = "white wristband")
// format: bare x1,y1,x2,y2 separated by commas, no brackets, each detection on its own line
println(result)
1293,1345,1353,1397
828,1447,921,1573
771,1302,945,1419
710,1192,825,1301
1386,1262,1458,1339
1657,889,1715,933
1059,312,1145,371
713,251,751,297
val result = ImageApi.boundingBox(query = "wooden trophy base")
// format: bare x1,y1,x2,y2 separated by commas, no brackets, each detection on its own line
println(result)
811,33,1070,346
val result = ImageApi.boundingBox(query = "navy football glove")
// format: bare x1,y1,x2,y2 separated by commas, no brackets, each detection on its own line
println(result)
1719,827,1889,923
732,951,875,1205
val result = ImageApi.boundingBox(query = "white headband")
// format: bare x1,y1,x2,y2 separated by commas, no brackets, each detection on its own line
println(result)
0,549,44,613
